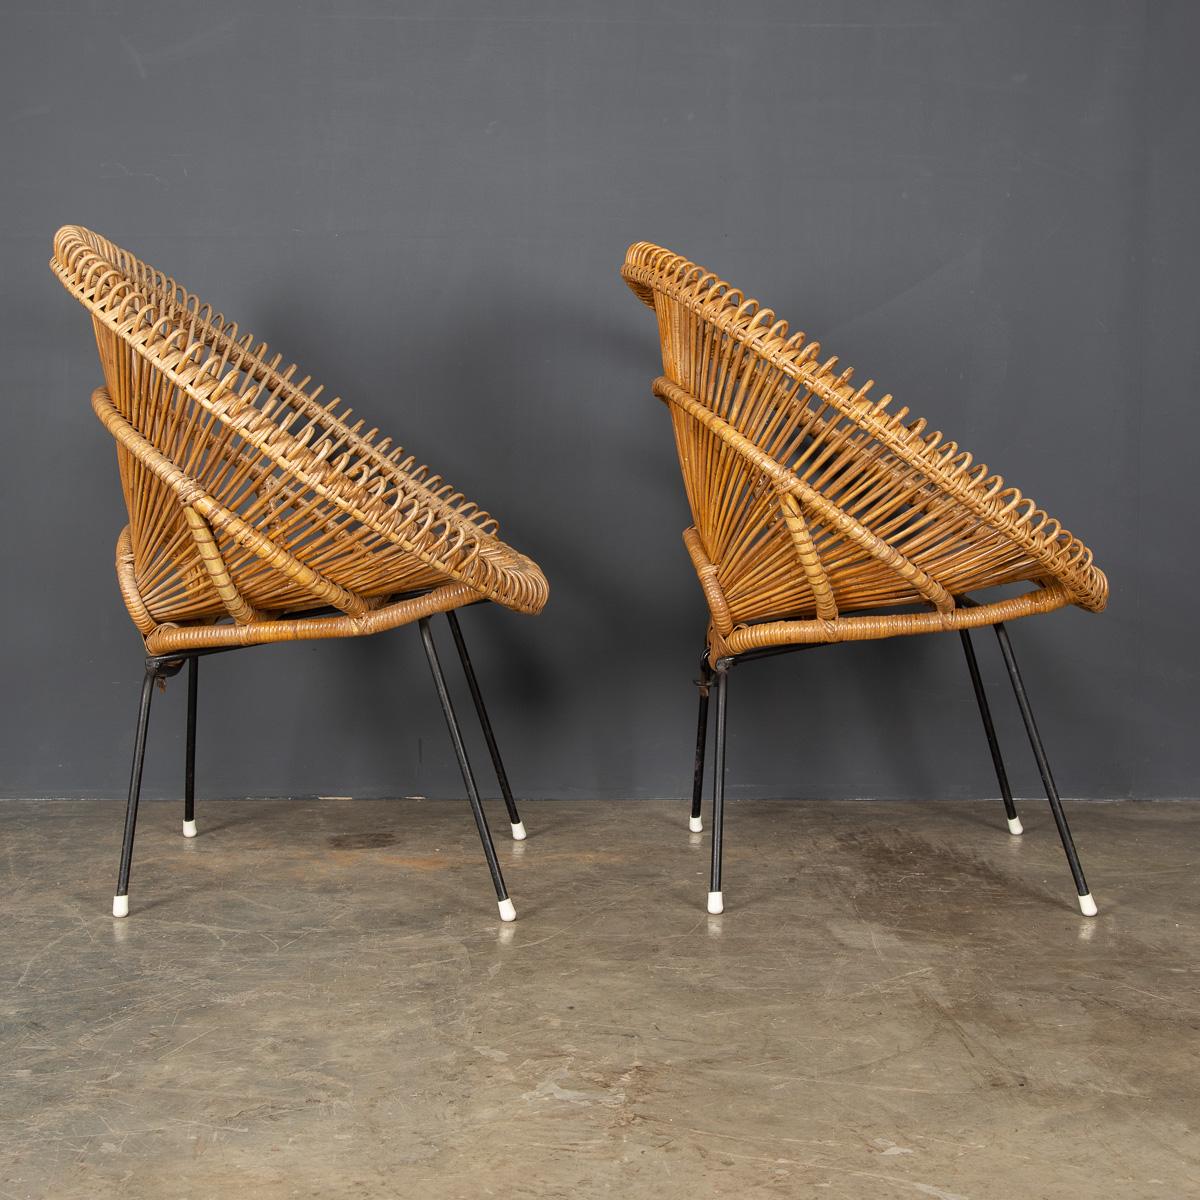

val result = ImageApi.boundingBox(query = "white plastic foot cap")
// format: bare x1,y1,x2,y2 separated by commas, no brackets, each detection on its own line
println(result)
1007,816,1024,836
112,895,129,918
1078,892,1098,917
510,821,527,841
497,897,517,922
707,890,724,915
182,819,198,838
689,816,703,833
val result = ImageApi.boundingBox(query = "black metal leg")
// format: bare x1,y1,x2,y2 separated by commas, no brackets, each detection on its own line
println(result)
707,666,729,914
183,655,198,838
114,664,158,917
418,618,514,920
993,622,1097,916
444,609,525,840
690,652,712,833
959,629,1022,835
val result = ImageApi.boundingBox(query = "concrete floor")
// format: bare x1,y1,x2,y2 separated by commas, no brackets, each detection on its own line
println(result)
2,797,1197,1198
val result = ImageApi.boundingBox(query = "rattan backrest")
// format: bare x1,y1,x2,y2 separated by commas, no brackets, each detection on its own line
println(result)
622,243,1106,628
52,226,546,626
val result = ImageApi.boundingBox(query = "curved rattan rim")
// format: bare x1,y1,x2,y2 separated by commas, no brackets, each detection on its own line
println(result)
52,226,547,617
622,242,1106,614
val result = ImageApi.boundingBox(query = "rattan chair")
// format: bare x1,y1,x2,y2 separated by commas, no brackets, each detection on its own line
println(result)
52,225,548,922
623,242,1108,918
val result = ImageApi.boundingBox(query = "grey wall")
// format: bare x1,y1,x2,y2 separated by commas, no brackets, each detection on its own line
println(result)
2,1,1196,802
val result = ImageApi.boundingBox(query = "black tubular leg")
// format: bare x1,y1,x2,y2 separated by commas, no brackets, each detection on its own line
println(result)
183,656,198,837
690,652,712,831
114,664,158,916
958,629,1021,833
418,618,513,918
443,609,523,835
993,622,1096,915
707,667,728,914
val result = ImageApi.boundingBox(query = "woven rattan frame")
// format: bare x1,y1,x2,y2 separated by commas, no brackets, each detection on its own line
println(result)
622,243,1107,657
52,226,548,654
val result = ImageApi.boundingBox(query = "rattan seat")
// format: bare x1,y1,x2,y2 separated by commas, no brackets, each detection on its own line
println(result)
52,226,546,654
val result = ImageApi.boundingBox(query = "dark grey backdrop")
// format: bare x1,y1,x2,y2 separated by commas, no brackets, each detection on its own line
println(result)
2,1,1196,802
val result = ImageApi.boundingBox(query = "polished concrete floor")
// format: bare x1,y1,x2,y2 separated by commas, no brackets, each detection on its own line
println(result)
2,797,1197,1198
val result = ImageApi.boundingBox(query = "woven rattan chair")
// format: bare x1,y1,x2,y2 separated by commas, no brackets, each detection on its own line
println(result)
623,243,1108,918
52,226,548,922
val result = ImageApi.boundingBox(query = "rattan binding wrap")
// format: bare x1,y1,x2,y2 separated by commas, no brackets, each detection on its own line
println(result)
622,243,1106,657
52,226,547,654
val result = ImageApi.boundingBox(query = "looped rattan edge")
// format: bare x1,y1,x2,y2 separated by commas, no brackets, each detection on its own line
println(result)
624,242,1108,616
51,226,549,618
